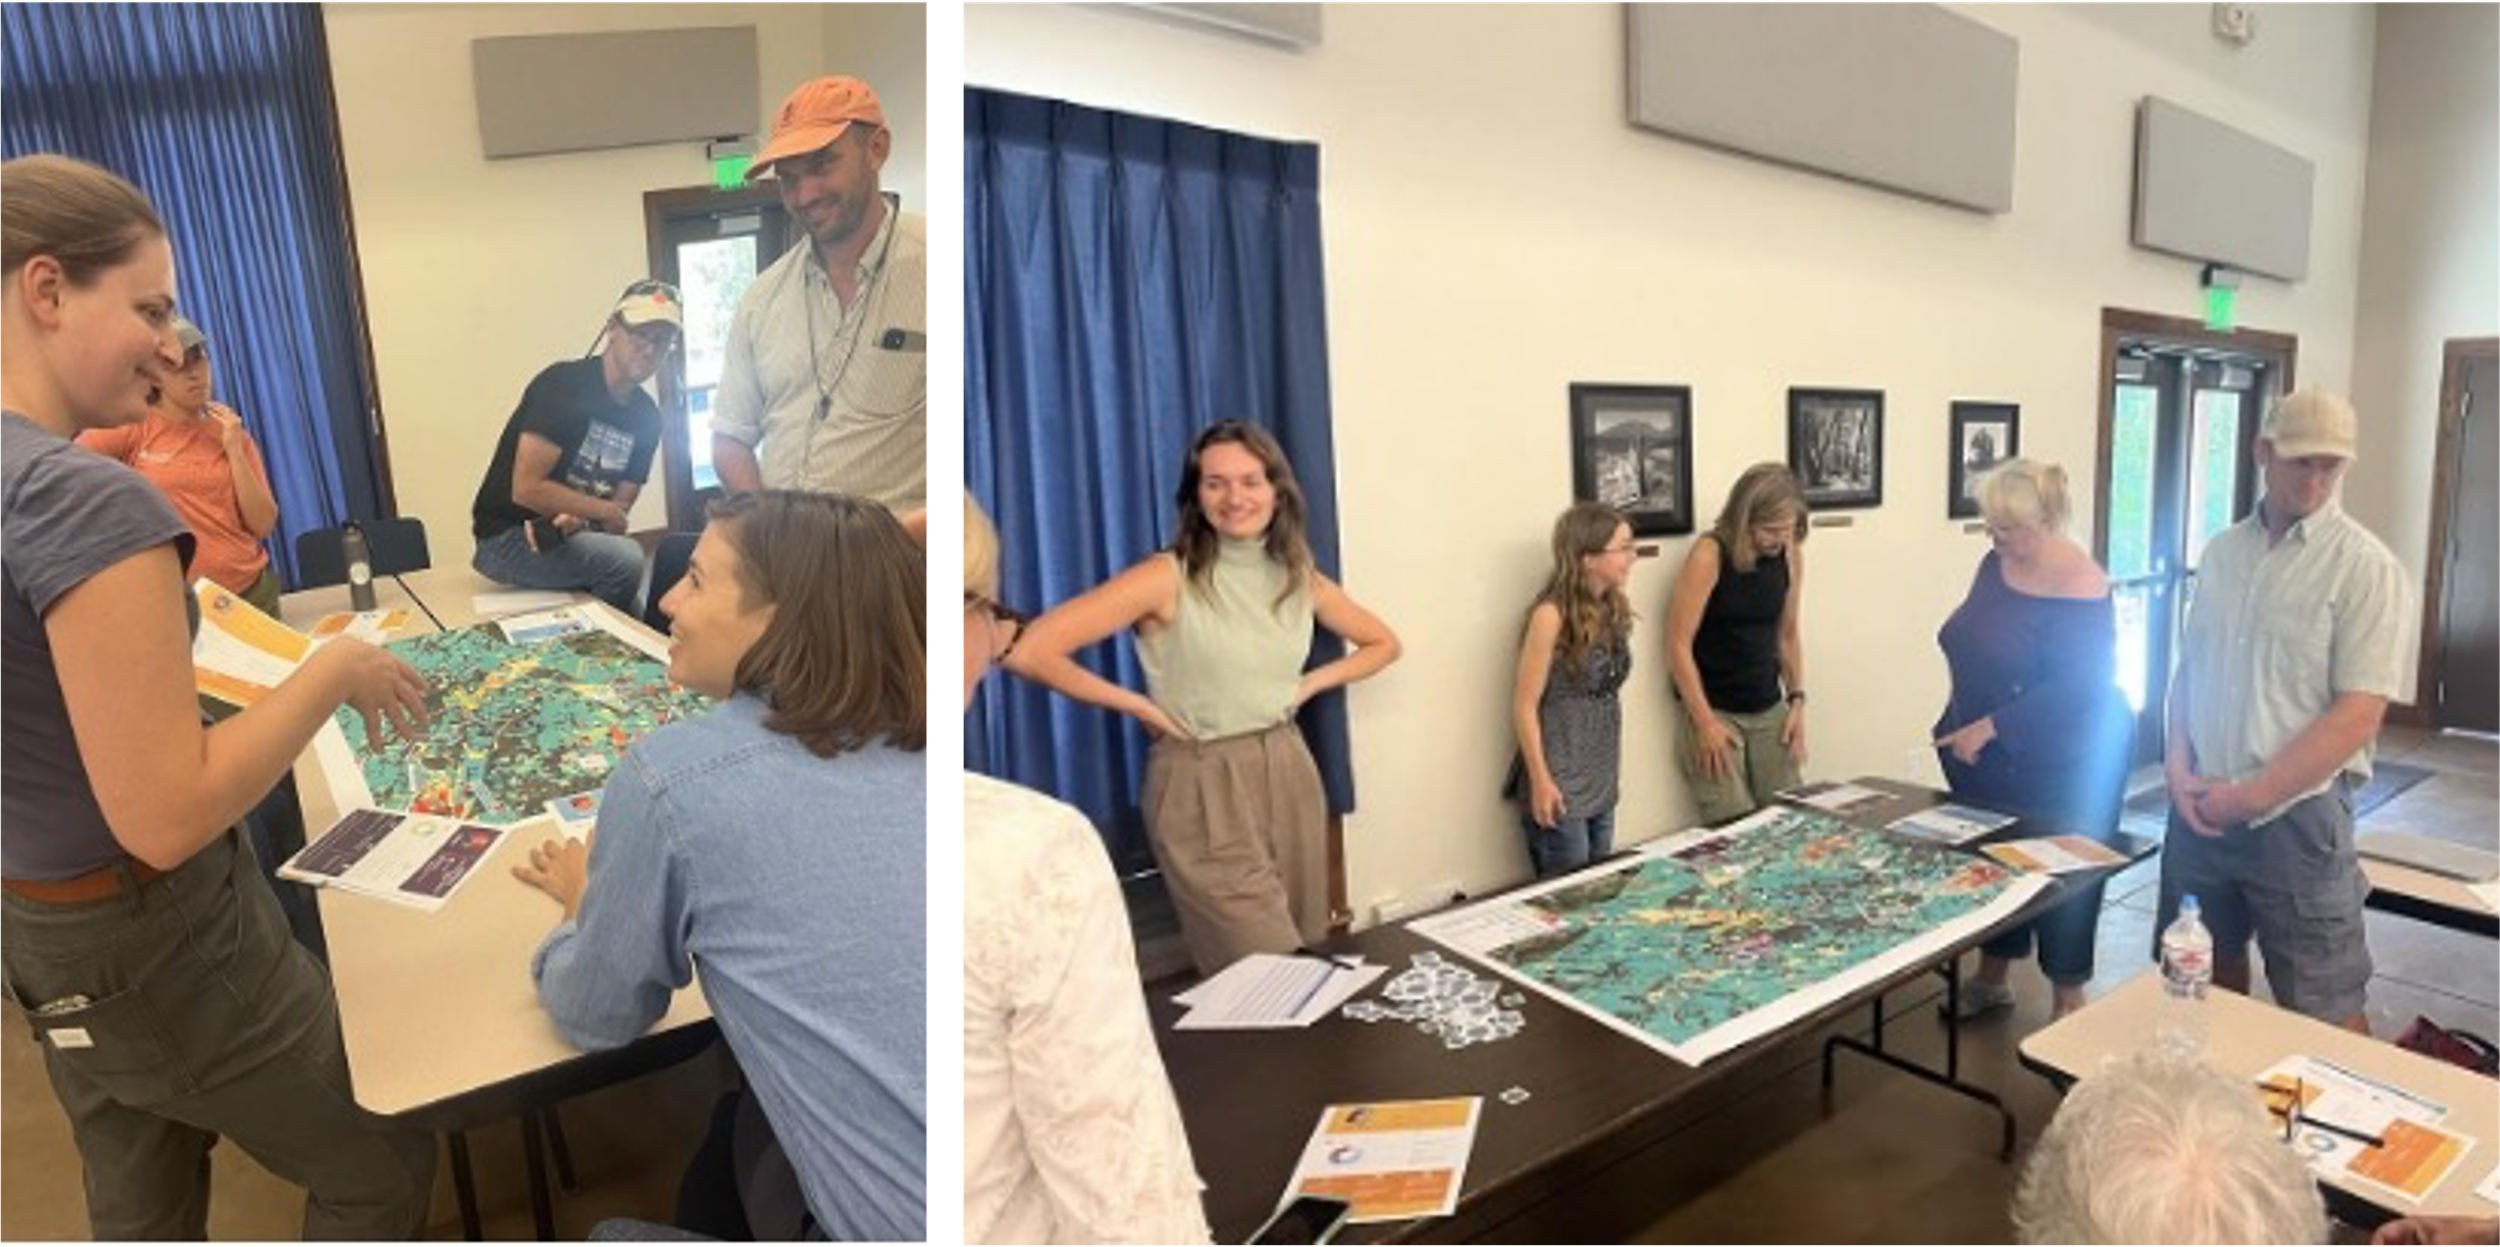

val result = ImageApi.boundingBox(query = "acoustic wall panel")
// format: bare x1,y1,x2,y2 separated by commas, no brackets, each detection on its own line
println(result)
2132,96,2314,281
1132,4,1323,48
473,27,758,160
1626,4,2019,214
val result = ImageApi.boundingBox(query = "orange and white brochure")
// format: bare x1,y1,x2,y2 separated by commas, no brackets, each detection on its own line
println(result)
191,580,313,707
1981,835,2129,875
1285,1097,1480,1224
307,608,413,644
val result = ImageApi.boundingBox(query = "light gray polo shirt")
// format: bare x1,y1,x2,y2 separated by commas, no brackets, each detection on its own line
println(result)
712,201,926,510
2179,497,2416,823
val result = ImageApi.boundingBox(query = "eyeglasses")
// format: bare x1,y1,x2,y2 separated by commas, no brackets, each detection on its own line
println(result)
966,593,1029,661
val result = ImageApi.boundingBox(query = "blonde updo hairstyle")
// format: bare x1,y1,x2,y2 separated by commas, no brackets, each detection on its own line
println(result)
1977,458,2072,534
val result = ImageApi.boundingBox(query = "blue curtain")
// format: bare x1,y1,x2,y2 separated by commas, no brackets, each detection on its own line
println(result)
3,3,391,587
966,87,1352,874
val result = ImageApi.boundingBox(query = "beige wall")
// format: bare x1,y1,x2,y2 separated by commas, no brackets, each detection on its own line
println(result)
966,2,2387,921
2347,4,2500,598
825,4,929,210
326,3,926,551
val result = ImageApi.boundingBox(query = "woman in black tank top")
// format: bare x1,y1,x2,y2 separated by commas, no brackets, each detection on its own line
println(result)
1666,464,1811,824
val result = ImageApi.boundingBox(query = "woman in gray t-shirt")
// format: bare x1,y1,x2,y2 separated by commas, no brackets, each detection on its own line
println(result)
1,154,435,1237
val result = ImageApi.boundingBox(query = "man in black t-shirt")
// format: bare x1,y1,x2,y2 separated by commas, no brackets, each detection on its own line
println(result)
471,281,679,613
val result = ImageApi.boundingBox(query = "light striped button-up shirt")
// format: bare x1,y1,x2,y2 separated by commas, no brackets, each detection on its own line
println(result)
713,200,926,510
2179,498,2416,824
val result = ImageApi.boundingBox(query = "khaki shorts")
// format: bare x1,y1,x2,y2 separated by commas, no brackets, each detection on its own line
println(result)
1675,700,1801,826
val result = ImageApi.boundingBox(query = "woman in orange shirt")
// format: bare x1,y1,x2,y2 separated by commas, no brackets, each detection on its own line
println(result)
77,315,281,615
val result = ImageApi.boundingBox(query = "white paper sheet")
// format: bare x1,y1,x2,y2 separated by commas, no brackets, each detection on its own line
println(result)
471,589,577,618
1172,954,1385,1029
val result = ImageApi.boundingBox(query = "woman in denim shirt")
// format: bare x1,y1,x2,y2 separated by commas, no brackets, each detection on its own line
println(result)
515,491,927,1240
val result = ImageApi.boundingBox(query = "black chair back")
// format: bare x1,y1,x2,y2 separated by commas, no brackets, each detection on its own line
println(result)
294,517,430,590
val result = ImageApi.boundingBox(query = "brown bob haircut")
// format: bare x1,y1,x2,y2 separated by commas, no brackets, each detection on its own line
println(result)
706,490,925,757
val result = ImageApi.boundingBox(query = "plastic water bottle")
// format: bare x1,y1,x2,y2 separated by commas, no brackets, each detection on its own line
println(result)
341,522,378,612
2157,895,2214,1057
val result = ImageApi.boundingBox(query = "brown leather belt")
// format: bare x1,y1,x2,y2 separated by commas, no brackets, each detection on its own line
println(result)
3,858,168,905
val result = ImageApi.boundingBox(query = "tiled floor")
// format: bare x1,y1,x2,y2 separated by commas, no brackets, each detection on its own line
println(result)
1623,724,2500,1243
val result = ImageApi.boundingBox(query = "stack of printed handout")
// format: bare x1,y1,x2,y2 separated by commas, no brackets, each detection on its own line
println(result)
1172,952,1386,1030
278,807,511,913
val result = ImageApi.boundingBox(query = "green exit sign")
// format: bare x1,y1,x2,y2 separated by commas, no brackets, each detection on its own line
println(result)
2204,284,2238,333
711,154,751,190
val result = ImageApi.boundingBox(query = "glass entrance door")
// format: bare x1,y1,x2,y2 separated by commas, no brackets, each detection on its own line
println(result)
2101,347,2269,765
644,185,792,530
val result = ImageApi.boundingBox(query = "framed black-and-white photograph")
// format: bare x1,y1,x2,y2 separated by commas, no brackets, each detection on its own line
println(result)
1570,383,1694,537
1948,401,2021,519
1787,388,1884,510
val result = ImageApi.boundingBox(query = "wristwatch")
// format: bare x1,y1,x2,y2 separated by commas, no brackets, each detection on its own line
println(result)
1786,689,1808,705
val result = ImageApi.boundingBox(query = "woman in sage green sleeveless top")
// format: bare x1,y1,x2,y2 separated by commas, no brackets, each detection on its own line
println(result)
1009,421,1402,976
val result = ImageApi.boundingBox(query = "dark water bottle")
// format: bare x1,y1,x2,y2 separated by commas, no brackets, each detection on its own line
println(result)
341,522,378,611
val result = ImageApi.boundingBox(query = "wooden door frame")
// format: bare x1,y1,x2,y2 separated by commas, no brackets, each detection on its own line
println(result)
2093,308,2299,561
2410,336,2500,729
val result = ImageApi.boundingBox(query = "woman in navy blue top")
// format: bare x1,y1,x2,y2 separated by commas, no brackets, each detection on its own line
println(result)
1933,459,2130,1021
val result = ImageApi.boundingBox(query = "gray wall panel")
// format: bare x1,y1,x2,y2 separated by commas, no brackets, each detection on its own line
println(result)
1626,4,2019,214
1132,3,1322,48
2133,96,2314,281
473,27,758,160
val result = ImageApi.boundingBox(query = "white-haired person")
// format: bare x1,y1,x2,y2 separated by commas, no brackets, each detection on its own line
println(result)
1933,458,2130,1022
963,496,1211,1243
2013,1049,2327,1243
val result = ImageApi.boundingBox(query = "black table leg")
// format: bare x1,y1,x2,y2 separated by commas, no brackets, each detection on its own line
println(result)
522,1110,556,1240
546,1102,581,1193
1822,961,2019,1160
446,1130,484,1241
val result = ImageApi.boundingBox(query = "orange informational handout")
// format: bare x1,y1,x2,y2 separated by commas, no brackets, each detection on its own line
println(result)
1286,1097,1481,1224
2257,1055,2473,1205
191,579,312,706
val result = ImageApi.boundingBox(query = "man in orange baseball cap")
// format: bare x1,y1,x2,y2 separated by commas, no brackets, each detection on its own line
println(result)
711,74,926,526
